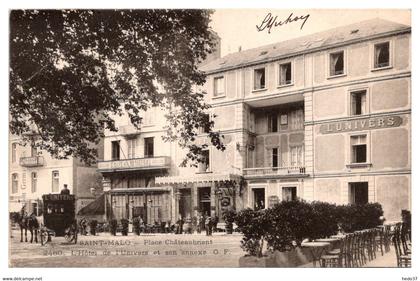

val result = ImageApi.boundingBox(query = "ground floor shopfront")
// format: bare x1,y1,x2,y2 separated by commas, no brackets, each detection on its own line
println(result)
242,172,410,221
102,172,243,224
101,171,410,224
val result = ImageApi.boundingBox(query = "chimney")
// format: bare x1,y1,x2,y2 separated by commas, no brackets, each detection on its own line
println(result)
200,30,221,66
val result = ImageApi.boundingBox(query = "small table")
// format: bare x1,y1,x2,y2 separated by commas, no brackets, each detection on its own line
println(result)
301,241,331,267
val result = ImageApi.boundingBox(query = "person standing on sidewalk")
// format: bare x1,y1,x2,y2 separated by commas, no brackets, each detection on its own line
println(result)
205,215,212,236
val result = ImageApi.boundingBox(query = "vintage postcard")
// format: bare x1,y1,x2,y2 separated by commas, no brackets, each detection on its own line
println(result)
6,7,412,275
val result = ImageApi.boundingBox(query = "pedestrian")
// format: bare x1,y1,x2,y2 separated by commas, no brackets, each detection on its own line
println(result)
175,217,182,234
184,216,192,234
197,214,203,234
205,215,212,236
213,215,219,233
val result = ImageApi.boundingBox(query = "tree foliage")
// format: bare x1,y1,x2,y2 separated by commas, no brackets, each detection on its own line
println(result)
10,9,224,165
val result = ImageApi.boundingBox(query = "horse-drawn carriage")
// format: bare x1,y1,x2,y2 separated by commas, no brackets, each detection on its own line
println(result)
40,193,78,245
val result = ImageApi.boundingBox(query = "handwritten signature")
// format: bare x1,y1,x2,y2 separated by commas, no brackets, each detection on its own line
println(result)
256,12,310,34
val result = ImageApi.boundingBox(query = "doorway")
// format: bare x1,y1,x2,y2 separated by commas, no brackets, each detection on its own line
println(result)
179,189,192,219
253,188,265,210
198,187,211,216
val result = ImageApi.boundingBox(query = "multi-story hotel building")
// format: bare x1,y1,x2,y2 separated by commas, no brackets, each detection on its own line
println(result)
9,134,102,215
98,18,410,224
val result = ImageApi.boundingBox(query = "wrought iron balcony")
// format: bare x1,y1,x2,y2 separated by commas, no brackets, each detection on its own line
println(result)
243,166,307,179
97,156,170,172
19,156,44,167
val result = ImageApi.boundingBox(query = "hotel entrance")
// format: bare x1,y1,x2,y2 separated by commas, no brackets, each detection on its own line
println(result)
179,189,192,219
198,187,211,216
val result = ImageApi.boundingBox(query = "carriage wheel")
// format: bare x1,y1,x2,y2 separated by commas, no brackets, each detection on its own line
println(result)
40,230,49,246
64,229,72,243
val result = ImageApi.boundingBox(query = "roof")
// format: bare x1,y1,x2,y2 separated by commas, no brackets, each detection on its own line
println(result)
77,194,106,216
200,18,410,74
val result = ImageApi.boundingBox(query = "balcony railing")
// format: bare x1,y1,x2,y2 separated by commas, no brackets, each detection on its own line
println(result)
19,156,44,167
243,166,307,178
97,156,170,172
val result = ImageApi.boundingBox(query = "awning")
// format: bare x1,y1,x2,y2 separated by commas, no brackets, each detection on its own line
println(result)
155,173,242,185
77,194,106,216
109,187,172,194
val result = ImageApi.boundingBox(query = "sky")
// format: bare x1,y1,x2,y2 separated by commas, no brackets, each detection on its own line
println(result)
210,9,411,57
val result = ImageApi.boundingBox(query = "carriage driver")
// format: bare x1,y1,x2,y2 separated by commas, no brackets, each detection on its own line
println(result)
60,184,70,195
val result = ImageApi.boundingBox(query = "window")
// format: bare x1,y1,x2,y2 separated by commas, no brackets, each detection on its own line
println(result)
272,148,278,168
374,42,390,68
351,135,367,163
351,90,367,116
290,109,304,130
329,51,344,76
31,172,37,193
253,68,266,90
52,171,59,193
279,62,292,85
349,182,368,205
111,141,120,160
144,137,154,158
280,114,288,125
12,143,17,163
127,138,137,159
290,146,303,166
268,113,278,133
282,186,297,201
213,76,224,97
198,150,210,173
253,188,265,210
198,114,210,134
12,173,18,194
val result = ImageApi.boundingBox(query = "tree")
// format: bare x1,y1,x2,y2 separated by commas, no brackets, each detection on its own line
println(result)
10,9,224,165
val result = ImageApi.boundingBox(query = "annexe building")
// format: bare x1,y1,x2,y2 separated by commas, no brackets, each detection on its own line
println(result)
9,135,102,215
99,18,411,223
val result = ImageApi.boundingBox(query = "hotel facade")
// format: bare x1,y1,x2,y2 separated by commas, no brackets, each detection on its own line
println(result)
98,18,411,224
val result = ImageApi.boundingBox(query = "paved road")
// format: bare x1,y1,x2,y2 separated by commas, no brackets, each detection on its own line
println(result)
9,230,245,267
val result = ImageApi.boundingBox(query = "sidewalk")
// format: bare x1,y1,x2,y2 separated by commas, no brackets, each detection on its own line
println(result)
297,248,399,268
362,248,398,267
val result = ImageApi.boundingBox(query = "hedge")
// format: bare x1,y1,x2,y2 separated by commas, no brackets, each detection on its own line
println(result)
235,200,384,257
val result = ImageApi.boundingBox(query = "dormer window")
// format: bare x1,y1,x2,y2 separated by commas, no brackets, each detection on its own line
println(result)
213,76,225,97
374,42,390,68
279,62,292,86
329,51,344,76
253,68,266,90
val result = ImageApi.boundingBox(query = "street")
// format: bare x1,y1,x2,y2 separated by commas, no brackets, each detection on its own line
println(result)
9,230,244,267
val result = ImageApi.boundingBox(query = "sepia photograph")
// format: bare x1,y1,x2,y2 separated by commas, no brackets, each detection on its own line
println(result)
4,5,414,276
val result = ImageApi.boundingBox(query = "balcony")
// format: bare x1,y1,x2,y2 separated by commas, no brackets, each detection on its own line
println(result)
97,156,170,173
19,156,44,167
243,166,307,179
118,125,140,137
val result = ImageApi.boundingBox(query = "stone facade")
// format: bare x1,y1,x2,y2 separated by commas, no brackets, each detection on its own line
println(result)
98,19,411,224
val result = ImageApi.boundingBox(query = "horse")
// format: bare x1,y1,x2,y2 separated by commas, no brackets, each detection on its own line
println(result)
17,212,39,243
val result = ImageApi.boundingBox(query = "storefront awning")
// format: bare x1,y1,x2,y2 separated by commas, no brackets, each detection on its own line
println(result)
77,194,106,216
155,173,242,185
109,187,172,194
